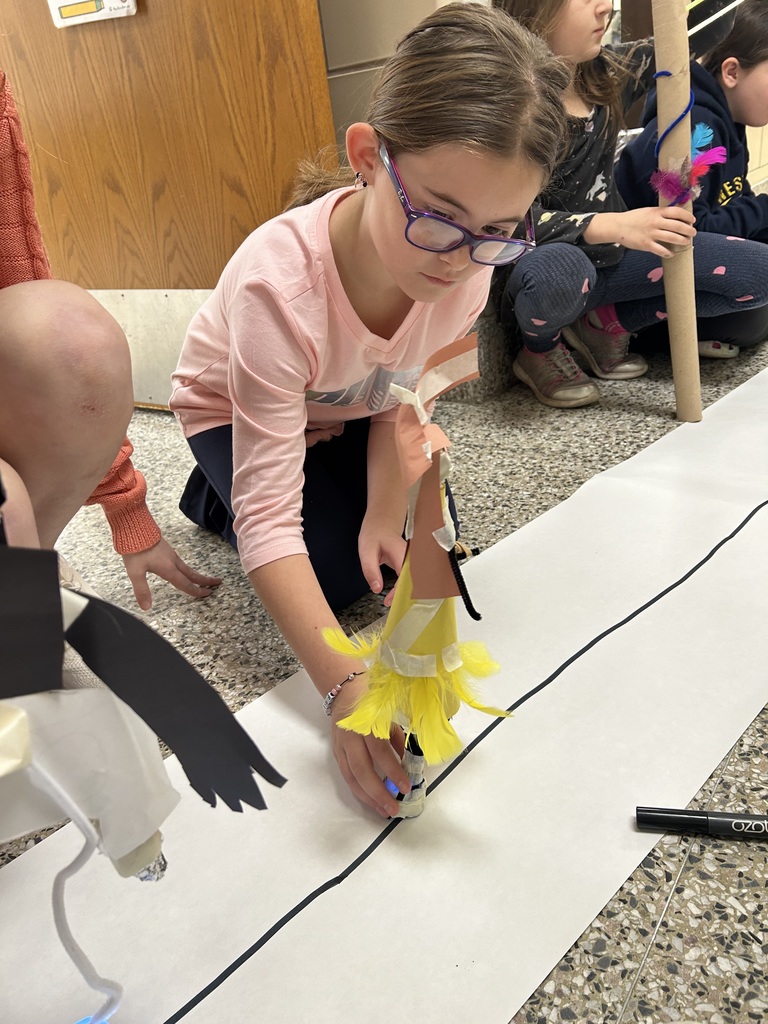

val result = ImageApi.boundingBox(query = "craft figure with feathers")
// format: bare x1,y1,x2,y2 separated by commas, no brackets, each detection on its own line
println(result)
651,121,727,207
323,337,508,804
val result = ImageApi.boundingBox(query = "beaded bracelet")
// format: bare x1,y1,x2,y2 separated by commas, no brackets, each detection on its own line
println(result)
323,671,365,716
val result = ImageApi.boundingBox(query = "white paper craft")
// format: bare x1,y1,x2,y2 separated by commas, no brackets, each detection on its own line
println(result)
48,0,137,30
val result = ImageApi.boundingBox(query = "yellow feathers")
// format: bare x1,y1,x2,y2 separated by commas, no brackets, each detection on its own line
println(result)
322,624,507,765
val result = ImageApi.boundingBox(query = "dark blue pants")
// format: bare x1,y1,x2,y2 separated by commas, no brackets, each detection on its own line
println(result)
503,235,768,352
180,419,461,611
180,421,371,610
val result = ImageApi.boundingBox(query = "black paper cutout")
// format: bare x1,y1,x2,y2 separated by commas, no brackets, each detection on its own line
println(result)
65,597,286,810
0,547,64,698
0,467,286,812
0,473,6,545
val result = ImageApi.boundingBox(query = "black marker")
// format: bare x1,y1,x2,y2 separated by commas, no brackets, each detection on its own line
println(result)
637,806,768,839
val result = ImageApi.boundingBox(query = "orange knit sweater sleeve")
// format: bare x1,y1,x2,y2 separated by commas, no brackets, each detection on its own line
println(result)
84,439,162,555
0,69,51,287
2,69,160,555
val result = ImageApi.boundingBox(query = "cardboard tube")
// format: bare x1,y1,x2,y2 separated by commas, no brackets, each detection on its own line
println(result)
651,0,703,422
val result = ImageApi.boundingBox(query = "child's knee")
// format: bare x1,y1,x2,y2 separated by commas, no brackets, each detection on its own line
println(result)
0,280,132,418
52,283,131,382
512,244,596,311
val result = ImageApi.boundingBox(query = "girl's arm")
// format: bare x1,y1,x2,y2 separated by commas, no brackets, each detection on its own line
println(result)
582,205,696,257
358,418,408,596
609,40,657,114
248,554,409,818
702,189,768,243
86,439,221,609
224,282,415,817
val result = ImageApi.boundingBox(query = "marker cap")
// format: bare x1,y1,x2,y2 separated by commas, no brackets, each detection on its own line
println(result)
636,806,708,833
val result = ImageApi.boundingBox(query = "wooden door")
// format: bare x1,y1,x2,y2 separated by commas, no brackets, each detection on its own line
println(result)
0,0,335,288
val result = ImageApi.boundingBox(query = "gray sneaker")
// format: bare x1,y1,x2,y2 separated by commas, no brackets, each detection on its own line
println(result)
562,314,648,380
513,342,600,408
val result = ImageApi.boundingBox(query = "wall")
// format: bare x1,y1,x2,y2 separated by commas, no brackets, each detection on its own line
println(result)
0,0,334,290
317,0,488,144
747,126,768,185
1,0,335,406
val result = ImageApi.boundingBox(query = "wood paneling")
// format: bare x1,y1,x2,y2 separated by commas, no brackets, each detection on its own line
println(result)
620,0,652,42
0,0,335,288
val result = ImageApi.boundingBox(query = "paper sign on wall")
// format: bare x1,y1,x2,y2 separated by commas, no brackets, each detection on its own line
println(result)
48,0,137,29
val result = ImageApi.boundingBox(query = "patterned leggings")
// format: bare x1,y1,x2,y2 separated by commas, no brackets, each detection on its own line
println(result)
503,233,768,353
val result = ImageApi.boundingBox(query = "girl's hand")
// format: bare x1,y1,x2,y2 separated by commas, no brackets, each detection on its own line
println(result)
330,676,410,817
358,513,406,596
587,207,696,257
122,536,221,610
305,423,344,448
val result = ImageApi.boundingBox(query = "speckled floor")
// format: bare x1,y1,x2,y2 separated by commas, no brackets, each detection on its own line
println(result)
4,328,768,1023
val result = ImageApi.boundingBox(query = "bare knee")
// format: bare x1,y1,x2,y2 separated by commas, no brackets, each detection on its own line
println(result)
0,282,134,544
0,280,133,445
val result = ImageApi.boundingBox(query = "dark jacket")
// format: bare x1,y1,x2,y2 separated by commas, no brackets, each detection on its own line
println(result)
615,60,768,243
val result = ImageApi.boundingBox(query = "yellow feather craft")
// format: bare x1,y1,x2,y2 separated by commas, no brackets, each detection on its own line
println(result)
324,336,509,766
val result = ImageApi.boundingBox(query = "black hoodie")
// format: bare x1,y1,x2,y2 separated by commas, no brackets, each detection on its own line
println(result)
616,60,768,243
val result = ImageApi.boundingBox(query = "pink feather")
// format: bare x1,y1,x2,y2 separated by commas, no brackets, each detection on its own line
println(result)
689,146,727,184
650,146,728,204
650,168,686,201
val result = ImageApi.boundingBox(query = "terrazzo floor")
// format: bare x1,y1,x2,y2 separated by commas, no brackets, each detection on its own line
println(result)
4,331,768,1023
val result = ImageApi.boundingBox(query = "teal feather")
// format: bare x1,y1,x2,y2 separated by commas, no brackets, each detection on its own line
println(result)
691,122,714,153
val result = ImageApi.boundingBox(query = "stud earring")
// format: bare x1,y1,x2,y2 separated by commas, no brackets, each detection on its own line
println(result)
354,171,368,190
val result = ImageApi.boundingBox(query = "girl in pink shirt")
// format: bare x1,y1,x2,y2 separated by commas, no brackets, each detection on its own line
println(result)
170,2,570,817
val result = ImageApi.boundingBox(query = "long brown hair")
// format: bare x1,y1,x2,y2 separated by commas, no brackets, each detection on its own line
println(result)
491,0,632,137
286,2,571,208
702,0,768,77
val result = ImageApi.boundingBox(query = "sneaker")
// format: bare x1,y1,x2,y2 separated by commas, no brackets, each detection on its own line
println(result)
58,554,100,597
562,311,648,380
513,342,600,408
698,340,739,359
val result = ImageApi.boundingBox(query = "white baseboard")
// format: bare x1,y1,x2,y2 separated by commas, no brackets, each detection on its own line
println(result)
90,289,211,409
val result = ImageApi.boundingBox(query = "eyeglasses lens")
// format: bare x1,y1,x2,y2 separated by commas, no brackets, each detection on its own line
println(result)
406,216,463,251
406,217,523,265
472,240,520,265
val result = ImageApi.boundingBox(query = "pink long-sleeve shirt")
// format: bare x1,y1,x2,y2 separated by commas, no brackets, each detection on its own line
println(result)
170,187,490,575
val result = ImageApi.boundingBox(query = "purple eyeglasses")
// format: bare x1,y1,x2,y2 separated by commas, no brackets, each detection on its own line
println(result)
378,141,535,267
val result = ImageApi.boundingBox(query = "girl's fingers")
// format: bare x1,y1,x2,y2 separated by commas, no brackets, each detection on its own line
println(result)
334,729,407,817
174,558,222,587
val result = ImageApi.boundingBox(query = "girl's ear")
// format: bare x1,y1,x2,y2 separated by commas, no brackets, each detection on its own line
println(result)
720,56,741,91
345,123,380,182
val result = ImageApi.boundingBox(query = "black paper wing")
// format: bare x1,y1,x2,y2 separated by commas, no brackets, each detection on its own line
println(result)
64,595,286,811
0,547,64,696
